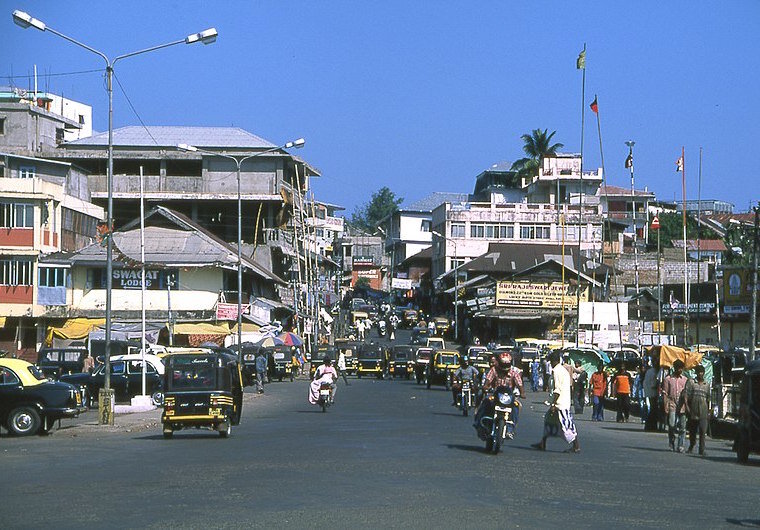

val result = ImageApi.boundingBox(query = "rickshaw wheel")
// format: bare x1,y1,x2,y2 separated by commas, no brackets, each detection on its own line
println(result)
219,423,231,438
162,428,173,439
290,374,295,382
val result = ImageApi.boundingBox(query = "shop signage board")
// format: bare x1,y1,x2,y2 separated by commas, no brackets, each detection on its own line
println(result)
496,281,581,309
216,302,251,320
391,278,413,290
352,256,375,266
104,269,178,290
724,269,760,314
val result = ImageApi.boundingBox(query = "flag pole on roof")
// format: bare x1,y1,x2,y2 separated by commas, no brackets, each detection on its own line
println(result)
576,43,587,347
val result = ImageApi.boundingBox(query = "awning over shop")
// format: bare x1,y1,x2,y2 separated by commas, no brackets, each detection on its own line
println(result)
173,322,231,335
46,318,106,345
443,274,490,295
231,321,261,333
88,322,165,344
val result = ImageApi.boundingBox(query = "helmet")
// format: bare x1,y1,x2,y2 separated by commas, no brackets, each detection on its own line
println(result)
497,352,512,370
461,356,469,366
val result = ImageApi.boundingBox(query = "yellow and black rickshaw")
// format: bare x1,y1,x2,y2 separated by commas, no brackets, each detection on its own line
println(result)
402,309,419,329
310,346,336,378
357,343,387,379
333,338,360,375
426,349,461,390
161,351,243,439
432,316,451,337
270,345,295,382
389,345,415,379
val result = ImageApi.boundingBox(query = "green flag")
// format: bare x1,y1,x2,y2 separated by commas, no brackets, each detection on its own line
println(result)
576,49,586,69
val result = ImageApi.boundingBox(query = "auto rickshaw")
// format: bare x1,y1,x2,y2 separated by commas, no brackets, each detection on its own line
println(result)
414,347,433,384
351,310,369,328
310,346,336,378
270,345,295,382
432,316,450,337
426,349,461,390
357,343,387,379
389,345,415,379
466,347,491,373
333,339,360,375
402,309,419,329
161,351,243,438
735,360,760,463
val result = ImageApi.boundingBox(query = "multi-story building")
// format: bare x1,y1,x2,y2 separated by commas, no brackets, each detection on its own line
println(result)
431,195,603,279
382,192,469,273
0,152,103,358
597,184,656,243
305,200,345,257
522,153,603,205
677,199,733,216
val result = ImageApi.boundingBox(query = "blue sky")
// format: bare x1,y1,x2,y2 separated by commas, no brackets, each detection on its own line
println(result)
6,1,760,214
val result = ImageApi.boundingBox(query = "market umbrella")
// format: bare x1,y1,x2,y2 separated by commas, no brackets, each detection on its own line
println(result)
564,347,610,376
256,336,285,348
279,331,303,347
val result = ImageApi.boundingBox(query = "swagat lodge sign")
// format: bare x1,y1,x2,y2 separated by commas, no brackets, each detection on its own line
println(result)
495,281,582,309
103,269,178,290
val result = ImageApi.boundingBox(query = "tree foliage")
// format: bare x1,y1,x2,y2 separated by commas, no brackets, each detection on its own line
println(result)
350,186,403,232
652,212,719,247
510,129,564,186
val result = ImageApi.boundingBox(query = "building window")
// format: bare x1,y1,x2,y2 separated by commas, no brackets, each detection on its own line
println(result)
0,202,34,228
0,258,34,286
421,220,431,232
0,117,5,135
450,223,465,238
39,267,68,287
520,225,551,240
451,258,465,270
315,228,324,237
18,166,36,179
470,224,484,238
78,114,85,125
499,225,514,238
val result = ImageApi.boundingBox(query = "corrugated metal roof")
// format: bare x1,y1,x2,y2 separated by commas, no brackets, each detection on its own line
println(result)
63,126,277,149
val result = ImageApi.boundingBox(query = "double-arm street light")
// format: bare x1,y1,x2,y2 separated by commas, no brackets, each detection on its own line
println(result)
432,230,460,342
178,139,305,363
13,9,217,424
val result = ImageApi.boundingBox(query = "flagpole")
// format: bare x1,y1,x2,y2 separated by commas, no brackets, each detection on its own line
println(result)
576,43,586,347
682,146,688,346
594,95,624,350
696,147,703,351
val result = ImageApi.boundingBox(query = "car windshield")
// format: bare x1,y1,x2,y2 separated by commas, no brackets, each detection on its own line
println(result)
394,352,409,361
416,350,431,361
26,365,48,381
168,357,217,390
439,354,457,365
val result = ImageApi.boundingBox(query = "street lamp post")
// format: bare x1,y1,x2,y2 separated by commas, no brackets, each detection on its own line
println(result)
178,139,305,365
432,230,459,342
13,9,217,424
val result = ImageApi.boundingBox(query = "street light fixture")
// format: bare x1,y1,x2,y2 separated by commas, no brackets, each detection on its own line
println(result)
178,139,305,365
432,230,460,342
13,9,217,424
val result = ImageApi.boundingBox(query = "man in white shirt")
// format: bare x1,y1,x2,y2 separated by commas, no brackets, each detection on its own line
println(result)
532,351,580,453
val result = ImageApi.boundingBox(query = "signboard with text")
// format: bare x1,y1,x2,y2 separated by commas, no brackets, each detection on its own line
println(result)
391,278,413,290
496,281,583,309
216,302,251,320
100,269,178,290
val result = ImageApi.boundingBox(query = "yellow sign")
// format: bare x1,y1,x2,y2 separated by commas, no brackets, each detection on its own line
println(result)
495,281,583,309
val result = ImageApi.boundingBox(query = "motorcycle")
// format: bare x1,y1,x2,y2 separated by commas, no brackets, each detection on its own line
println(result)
318,382,333,412
455,379,474,416
478,386,519,454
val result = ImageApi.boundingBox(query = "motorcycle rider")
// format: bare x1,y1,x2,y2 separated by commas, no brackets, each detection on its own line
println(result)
451,356,479,406
310,356,338,403
474,352,523,439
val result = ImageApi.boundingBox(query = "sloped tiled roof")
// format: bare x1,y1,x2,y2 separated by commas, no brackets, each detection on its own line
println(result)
403,192,471,212
63,126,276,149
598,184,655,198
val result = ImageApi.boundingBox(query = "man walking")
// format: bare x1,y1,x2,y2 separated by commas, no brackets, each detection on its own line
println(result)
684,364,710,456
255,351,268,394
661,360,688,452
589,362,607,421
532,351,580,453
614,365,632,423
643,361,660,431
572,360,587,415
337,349,350,385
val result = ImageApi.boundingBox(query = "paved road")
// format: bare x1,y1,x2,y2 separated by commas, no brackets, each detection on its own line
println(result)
2,341,759,528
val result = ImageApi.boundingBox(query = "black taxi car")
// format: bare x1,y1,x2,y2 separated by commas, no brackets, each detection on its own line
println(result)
162,351,243,438
389,345,415,379
0,358,86,436
357,343,387,379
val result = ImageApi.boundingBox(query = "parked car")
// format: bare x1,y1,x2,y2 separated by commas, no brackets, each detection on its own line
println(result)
60,353,165,407
36,347,89,379
0,358,86,436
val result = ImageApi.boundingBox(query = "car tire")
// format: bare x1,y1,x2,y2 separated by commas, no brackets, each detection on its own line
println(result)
8,406,41,436
151,391,164,407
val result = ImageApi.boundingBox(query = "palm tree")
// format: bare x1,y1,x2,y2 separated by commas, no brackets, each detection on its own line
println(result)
510,129,564,186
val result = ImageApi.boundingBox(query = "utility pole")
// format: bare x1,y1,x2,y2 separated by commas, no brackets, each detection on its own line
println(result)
751,204,759,359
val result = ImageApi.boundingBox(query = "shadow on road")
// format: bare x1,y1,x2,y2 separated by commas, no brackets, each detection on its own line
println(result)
136,433,224,441
725,519,760,527
444,443,487,454
431,412,466,418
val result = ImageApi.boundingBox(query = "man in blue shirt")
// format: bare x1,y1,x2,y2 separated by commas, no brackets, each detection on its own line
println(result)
255,352,268,394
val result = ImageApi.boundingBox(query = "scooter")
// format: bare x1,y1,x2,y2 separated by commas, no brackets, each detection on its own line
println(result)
318,382,333,413
478,386,519,454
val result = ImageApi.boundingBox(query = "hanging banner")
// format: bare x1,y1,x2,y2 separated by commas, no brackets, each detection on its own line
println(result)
216,302,251,320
